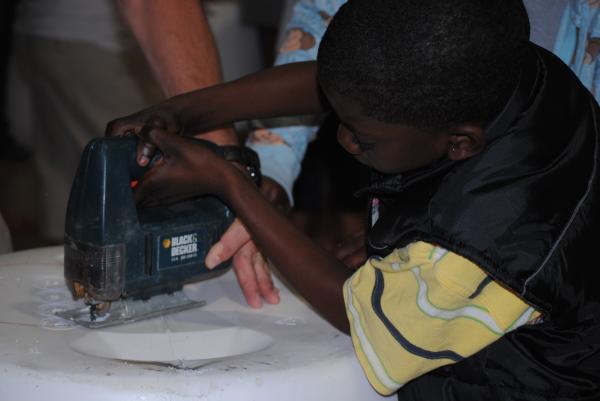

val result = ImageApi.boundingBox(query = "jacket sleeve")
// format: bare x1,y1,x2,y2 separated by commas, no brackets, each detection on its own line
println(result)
344,241,541,395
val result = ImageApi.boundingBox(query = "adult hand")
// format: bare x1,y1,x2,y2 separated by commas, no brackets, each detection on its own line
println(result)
334,231,367,270
117,0,239,149
206,219,279,308
205,177,290,308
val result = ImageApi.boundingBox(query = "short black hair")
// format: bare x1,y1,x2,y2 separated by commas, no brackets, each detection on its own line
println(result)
317,0,530,131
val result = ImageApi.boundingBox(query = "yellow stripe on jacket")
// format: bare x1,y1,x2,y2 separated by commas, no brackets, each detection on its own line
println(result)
343,241,540,395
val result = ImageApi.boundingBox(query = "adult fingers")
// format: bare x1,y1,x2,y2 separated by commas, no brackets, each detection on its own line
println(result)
232,241,263,308
105,116,142,137
232,241,279,308
251,250,280,305
205,219,251,269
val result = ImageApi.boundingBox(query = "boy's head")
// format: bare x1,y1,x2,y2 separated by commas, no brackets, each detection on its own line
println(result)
317,0,530,173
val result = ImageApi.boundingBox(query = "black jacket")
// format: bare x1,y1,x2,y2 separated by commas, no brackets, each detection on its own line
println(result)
363,45,600,400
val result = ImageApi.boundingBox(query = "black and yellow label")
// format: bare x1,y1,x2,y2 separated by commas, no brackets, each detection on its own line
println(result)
157,231,202,269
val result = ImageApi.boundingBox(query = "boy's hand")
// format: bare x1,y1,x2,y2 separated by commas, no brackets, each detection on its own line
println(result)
130,122,283,308
132,123,231,207
334,231,367,270
106,104,238,166
106,104,185,167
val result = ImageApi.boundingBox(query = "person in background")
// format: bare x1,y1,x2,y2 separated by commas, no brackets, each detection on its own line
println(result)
6,0,233,244
6,0,156,245
553,0,600,97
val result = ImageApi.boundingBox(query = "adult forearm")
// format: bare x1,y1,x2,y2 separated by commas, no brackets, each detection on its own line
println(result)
219,166,351,333
173,62,326,134
117,0,223,97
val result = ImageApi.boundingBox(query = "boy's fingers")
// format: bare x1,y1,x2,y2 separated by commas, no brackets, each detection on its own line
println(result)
105,117,141,137
137,123,170,166
334,229,365,257
136,139,156,166
133,170,161,206
138,122,184,158
333,231,367,269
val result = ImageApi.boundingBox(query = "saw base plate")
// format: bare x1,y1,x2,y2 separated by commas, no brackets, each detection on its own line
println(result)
56,291,205,329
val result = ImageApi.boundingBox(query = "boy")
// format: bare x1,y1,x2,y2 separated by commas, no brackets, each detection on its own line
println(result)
107,0,600,399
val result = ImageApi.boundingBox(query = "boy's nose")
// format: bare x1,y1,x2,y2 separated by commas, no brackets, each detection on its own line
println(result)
337,125,361,155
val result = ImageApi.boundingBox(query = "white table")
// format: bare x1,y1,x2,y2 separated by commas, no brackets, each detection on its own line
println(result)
0,247,388,401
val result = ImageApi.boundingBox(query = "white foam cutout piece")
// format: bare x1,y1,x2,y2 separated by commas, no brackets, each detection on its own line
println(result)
70,318,273,368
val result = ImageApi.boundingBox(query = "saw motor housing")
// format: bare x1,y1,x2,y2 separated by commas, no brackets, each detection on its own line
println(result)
64,136,234,306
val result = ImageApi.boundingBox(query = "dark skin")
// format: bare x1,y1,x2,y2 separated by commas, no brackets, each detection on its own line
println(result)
107,63,321,309
334,231,368,270
106,62,324,164
107,61,485,333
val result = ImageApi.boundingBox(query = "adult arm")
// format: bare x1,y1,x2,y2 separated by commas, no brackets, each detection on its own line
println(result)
117,0,222,97
116,0,237,145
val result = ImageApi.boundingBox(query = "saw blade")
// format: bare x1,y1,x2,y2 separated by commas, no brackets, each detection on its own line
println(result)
55,291,205,329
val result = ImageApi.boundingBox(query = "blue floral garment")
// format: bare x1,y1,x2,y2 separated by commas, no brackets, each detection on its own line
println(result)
246,0,345,203
554,0,600,102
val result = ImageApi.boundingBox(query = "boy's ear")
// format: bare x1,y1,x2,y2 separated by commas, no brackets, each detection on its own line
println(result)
446,124,485,161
